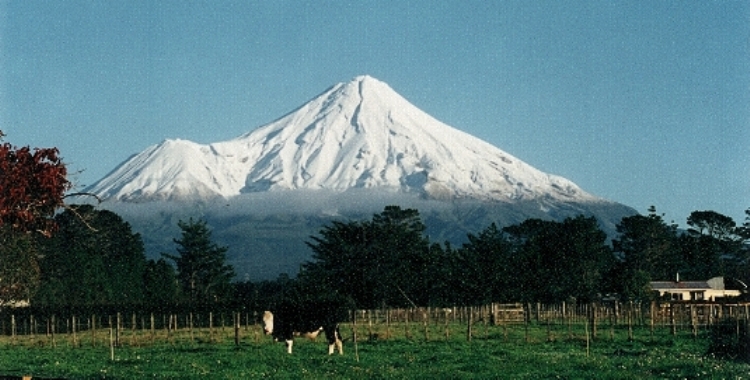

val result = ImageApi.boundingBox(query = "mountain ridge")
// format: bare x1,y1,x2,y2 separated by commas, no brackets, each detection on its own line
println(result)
85,75,601,205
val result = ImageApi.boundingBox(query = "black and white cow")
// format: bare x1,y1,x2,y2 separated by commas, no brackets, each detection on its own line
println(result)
262,304,344,355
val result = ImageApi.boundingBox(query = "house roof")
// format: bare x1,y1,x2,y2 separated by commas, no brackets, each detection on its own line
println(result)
650,281,710,290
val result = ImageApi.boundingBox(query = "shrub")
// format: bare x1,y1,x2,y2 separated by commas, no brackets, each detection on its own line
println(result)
707,316,750,363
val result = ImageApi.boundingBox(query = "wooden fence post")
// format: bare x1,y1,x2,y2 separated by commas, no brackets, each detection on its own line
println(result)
109,326,114,361
91,315,96,347
585,318,590,357
479,306,490,339
609,306,615,341
10,314,16,345
670,303,676,336
234,312,240,346
351,309,360,362
366,310,373,340
490,303,497,326
444,308,450,341
589,303,597,341
502,306,509,342
115,312,121,347
189,312,194,344
72,315,77,347
253,311,259,343
404,309,411,340
166,314,172,343
131,313,136,346
385,308,392,340
466,307,473,342
524,304,530,343
150,313,155,344
567,303,573,339
546,313,553,342
649,301,655,341
51,315,56,348
690,305,697,338
30,315,35,340
627,301,633,342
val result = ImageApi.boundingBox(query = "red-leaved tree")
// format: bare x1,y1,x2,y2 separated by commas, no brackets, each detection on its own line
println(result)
0,131,71,305
0,131,71,236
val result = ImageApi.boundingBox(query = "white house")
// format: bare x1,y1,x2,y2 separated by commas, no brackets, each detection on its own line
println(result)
0,299,30,308
650,276,744,301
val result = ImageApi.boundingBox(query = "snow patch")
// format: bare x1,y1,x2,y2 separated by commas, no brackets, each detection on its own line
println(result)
85,75,603,204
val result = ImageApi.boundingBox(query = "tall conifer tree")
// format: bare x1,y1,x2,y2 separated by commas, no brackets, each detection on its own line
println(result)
165,218,234,304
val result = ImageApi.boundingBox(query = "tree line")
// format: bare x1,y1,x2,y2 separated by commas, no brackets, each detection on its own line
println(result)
0,205,234,310
301,205,750,309
0,130,748,312
6,201,747,313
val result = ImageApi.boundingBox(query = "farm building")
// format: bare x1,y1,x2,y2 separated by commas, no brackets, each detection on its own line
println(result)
650,276,745,301
0,299,29,308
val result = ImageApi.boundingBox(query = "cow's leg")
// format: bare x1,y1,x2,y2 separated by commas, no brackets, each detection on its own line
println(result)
335,328,343,355
335,337,343,355
328,327,343,355
285,339,293,354
326,326,335,355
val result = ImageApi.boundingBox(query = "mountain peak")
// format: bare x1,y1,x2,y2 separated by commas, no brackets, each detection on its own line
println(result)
351,74,381,84
351,74,375,82
350,75,395,94
85,76,601,204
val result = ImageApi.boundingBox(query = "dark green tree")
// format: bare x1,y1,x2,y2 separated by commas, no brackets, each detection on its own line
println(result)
740,208,750,240
737,208,750,284
143,258,179,307
687,210,738,240
94,208,147,304
423,241,456,307
611,206,678,300
164,218,234,304
302,220,372,306
679,210,743,280
34,205,146,306
453,223,514,305
0,227,40,305
504,216,613,303
675,234,724,280
303,206,432,308
368,206,431,306
555,216,614,302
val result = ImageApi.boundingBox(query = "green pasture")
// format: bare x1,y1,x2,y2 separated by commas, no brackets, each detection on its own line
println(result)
0,321,748,379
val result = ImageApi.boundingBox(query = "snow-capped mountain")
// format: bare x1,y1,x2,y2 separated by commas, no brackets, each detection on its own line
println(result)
87,75,601,204
84,75,638,280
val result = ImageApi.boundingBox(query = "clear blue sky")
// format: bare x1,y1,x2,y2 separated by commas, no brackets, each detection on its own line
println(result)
1,1,748,226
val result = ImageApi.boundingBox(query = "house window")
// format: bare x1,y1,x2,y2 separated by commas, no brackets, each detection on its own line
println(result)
670,293,683,301
690,291,704,301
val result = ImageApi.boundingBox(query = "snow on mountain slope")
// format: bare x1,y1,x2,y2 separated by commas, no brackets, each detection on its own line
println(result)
86,75,600,203
87,139,244,201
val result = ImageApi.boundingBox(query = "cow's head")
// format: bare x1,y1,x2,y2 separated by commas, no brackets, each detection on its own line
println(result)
262,311,274,335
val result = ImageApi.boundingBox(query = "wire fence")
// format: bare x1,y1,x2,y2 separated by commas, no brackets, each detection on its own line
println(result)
0,301,748,348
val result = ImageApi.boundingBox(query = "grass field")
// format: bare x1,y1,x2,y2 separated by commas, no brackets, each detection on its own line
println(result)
0,321,748,379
